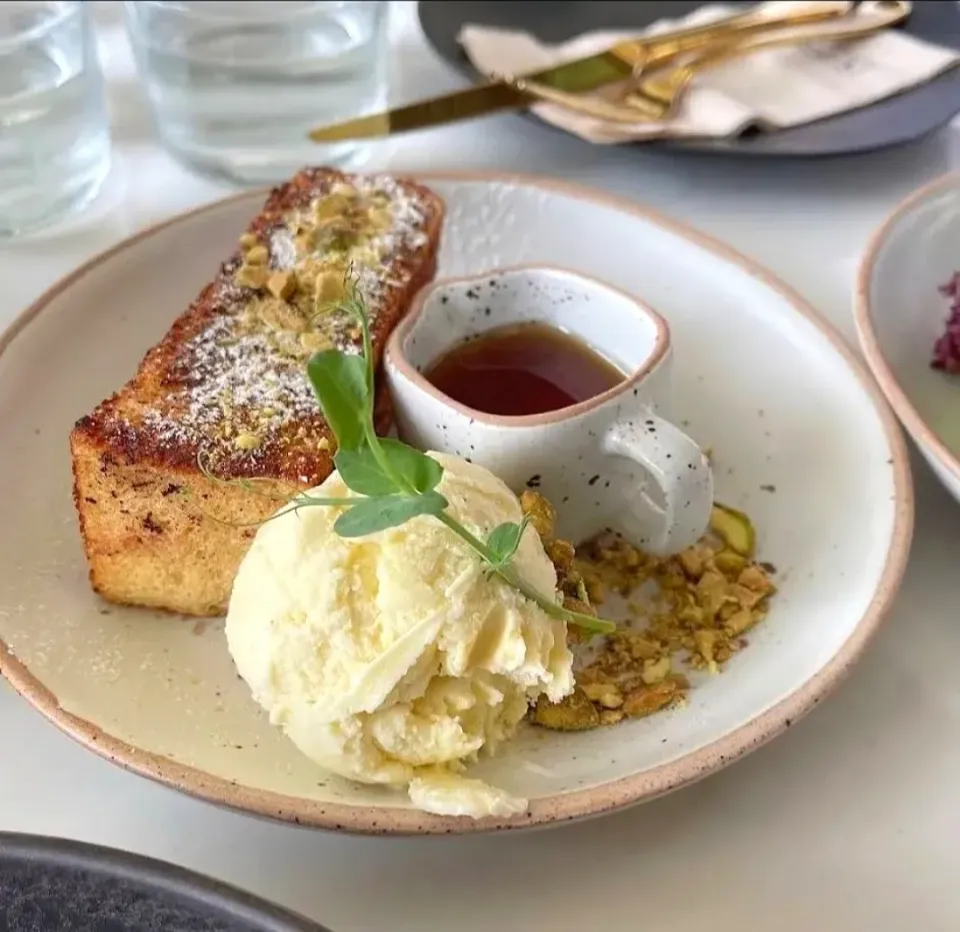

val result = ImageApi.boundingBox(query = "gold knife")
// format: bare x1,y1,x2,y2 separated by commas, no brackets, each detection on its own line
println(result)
308,2,852,142
308,50,635,142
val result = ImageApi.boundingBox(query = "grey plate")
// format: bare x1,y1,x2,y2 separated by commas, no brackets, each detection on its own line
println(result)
417,0,960,158
0,833,328,932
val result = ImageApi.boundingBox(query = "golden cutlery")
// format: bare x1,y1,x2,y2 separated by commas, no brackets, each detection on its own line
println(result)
606,1,855,85
519,0,858,121
512,0,909,126
624,0,911,120
307,2,852,141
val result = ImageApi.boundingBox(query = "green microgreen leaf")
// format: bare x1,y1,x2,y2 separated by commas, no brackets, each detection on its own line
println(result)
334,444,399,496
485,515,532,568
333,490,448,538
306,349,369,452
335,440,443,498
377,439,443,493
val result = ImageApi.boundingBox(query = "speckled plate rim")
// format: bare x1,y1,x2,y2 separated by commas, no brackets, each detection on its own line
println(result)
0,170,914,836
854,168,960,488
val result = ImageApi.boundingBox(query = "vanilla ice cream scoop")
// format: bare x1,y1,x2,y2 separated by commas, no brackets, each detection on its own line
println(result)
225,451,574,818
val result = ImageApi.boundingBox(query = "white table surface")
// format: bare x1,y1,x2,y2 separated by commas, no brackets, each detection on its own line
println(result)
3,3,960,930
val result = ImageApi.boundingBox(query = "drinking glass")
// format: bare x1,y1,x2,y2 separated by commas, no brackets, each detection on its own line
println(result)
0,1,111,238
124,1,389,186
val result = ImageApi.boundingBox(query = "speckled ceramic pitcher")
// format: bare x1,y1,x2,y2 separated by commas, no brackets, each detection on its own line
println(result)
384,265,713,554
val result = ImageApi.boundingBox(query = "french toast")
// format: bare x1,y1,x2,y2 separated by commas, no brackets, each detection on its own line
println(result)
71,168,445,616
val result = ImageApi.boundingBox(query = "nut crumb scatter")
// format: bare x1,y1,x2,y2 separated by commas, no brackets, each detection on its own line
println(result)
520,491,777,731
139,174,432,471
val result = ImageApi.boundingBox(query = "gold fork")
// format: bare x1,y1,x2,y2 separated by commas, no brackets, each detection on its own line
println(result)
510,0,909,125
506,1,855,122
608,2,853,92
623,0,910,120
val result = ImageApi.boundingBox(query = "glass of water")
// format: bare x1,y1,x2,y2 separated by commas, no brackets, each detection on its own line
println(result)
124,1,389,186
0,1,111,238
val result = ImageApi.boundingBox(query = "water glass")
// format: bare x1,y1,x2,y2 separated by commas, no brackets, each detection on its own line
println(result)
124,1,389,186
0,1,111,238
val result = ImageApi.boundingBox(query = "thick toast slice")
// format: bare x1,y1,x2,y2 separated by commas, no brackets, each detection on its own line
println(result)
71,168,445,616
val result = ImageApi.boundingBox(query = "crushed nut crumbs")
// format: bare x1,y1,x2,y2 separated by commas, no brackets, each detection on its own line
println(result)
140,175,432,463
520,491,777,731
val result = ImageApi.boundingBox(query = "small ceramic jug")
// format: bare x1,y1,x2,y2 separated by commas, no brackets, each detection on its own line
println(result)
384,266,713,554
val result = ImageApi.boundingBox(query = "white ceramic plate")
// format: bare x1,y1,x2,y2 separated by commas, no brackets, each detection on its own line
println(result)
856,170,960,505
0,173,912,835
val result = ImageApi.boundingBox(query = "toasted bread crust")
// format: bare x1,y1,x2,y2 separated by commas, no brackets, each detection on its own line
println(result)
71,168,444,616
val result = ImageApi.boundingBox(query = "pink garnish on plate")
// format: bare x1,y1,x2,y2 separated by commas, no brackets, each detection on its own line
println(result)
932,272,960,373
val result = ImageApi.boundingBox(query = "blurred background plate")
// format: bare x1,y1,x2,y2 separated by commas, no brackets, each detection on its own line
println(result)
0,833,327,932
855,170,960,512
417,0,960,158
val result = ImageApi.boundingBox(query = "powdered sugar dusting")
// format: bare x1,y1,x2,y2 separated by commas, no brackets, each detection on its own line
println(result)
138,173,435,470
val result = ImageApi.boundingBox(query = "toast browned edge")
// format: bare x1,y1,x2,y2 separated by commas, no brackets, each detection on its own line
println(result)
70,168,445,616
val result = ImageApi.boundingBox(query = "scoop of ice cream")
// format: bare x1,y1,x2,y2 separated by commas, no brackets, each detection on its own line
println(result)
225,451,574,818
